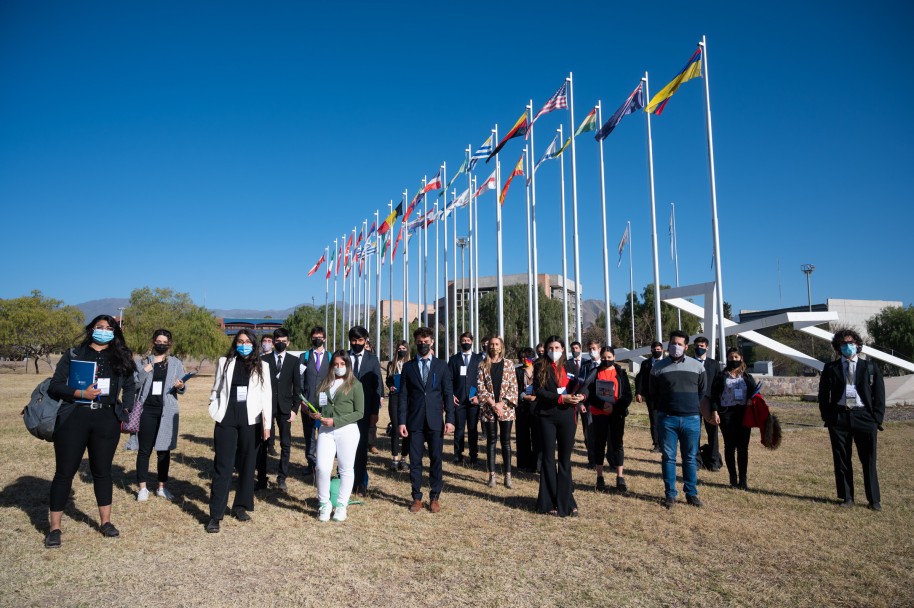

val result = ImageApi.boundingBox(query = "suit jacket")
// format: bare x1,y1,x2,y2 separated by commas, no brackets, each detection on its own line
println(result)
208,357,272,427
535,360,586,416
301,349,331,405
448,351,482,404
398,356,454,432
477,359,519,422
635,357,657,400
818,357,885,428
696,357,721,398
565,358,594,395
262,352,301,415
350,350,382,417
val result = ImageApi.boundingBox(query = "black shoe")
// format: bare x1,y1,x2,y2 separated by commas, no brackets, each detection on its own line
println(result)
616,477,628,493
205,519,220,533
277,478,287,491
397,460,407,472
686,495,703,508
303,465,314,477
354,485,368,497
255,479,268,491
44,529,61,549
100,522,120,537
595,476,606,491
661,496,676,510
468,457,478,466
267,446,278,456
232,508,251,522
650,446,662,454
839,499,855,508
452,456,464,464
867,502,882,512
737,481,749,491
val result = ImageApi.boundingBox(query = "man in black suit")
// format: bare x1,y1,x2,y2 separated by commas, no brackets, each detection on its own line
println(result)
692,336,722,470
257,328,301,491
818,329,886,511
635,342,665,452
398,326,454,513
448,332,481,464
348,325,382,497
571,339,601,467
300,325,330,476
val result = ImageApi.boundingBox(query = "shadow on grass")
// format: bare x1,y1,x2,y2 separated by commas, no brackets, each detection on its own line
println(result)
0,475,100,533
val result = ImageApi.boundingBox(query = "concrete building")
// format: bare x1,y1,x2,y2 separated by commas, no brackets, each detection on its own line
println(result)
738,298,902,342
220,318,285,336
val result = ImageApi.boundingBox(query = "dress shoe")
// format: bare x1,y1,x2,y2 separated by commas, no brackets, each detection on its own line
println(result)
205,519,220,533
44,529,62,549
409,499,423,513
686,495,703,508
277,478,288,491
867,502,882,512
452,456,464,464
267,446,278,457
596,476,606,492
737,481,749,491
232,508,251,522
650,446,662,454
369,446,380,455
839,499,855,508
100,522,120,538
397,460,407,472
429,499,441,513
468,457,478,466
255,479,268,491
661,496,676,510
616,477,628,493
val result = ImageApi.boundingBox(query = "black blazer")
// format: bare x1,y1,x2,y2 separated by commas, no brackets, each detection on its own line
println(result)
301,349,331,405
535,361,585,416
351,351,383,417
583,363,633,412
696,357,721,398
49,345,137,422
818,357,885,428
262,352,301,415
634,357,657,399
448,351,482,404
707,370,758,412
398,357,454,432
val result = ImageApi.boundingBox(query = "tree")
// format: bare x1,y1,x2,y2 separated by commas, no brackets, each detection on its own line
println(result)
867,305,914,376
478,285,565,356
0,291,84,373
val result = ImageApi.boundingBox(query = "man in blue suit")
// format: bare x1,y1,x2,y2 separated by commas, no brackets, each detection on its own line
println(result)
398,326,454,513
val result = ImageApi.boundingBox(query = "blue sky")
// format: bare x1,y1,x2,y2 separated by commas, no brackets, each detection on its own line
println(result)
2,1,912,319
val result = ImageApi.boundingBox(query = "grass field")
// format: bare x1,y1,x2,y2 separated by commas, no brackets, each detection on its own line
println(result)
1,370,912,607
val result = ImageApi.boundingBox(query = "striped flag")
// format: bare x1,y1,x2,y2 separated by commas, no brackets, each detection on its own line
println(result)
336,243,342,273
474,170,497,198
423,168,443,193
646,47,702,115
487,112,528,162
366,220,377,241
574,107,598,136
469,135,493,170
499,152,524,205
617,224,630,268
533,81,568,122
534,133,559,173
307,253,325,277
452,187,471,209
378,201,403,235
596,82,645,141
326,248,335,279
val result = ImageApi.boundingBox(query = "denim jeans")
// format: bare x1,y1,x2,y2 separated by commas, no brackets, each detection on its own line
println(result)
657,412,701,499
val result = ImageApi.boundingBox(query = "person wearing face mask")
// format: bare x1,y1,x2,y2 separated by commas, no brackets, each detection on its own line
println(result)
818,329,885,511
44,315,137,548
256,327,301,492
691,336,722,472
476,336,519,488
514,347,541,474
348,326,381,497
309,351,365,522
703,348,758,490
448,332,482,465
585,346,633,492
534,336,586,517
535,343,545,359
132,329,186,502
635,341,665,452
570,339,601,469
650,330,707,509
301,326,330,477
205,329,272,533
385,340,411,470
260,335,274,356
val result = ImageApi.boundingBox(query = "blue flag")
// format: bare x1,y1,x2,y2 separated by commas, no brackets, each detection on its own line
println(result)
596,82,644,142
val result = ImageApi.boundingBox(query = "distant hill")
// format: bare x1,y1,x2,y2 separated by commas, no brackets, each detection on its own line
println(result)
75,298,129,323
74,299,348,323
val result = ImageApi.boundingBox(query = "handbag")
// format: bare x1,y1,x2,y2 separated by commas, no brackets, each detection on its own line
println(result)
122,359,152,434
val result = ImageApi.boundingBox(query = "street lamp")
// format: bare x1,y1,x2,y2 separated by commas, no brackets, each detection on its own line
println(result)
800,264,815,312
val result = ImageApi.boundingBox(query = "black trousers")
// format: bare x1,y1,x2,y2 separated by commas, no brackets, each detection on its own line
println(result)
408,424,444,500
718,405,751,485
537,407,577,516
210,401,256,521
580,409,594,465
646,400,660,448
514,402,539,470
257,411,293,482
591,410,626,469
301,416,318,470
136,406,170,485
50,406,121,512
388,394,409,458
353,415,370,489
828,410,880,505
454,402,479,460
704,419,721,463
484,419,513,474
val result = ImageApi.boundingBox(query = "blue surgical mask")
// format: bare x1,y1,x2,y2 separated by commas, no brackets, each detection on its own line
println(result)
840,343,857,358
236,343,253,356
92,329,114,344
695,347,707,357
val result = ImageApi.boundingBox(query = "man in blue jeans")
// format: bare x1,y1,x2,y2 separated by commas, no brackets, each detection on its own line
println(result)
650,329,707,509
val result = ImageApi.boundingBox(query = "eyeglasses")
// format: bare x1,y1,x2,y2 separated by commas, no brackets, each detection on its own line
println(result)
93,325,112,330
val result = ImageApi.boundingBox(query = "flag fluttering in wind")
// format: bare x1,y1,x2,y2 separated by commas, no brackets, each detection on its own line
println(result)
469,135,493,171
617,224,630,268
423,168,443,193
378,202,403,235
534,133,559,173
499,152,524,205
307,253,325,277
575,107,597,136
326,248,336,279
533,81,568,123
596,82,645,141
441,157,467,195
646,47,702,115
487,112,528,162
474,170,497,198
336,244,342,273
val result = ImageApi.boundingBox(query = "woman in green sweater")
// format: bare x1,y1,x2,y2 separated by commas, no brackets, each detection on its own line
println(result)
309,350,365,522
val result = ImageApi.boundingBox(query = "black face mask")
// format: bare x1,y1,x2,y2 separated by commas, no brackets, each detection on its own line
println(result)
417,343,431,356
153,344,169,355
350,343,365,354
600,360,614,367
460,342,473,352
274,342,287,353
652,351,663,359
726,360,742,371
397,349,408,358
312,338,324,348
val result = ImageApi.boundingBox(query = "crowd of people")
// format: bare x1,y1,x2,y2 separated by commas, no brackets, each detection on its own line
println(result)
42,315,887,548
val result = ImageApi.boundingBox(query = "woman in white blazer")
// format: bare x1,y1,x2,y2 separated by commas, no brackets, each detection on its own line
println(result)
206,329,272,533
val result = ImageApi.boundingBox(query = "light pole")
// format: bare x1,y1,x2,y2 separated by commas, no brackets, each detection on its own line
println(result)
117,307,126,329
457,237,468,335
800,264,815,311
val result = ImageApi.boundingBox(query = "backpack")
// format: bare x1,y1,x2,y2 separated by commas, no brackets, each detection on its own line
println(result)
22,377,63,441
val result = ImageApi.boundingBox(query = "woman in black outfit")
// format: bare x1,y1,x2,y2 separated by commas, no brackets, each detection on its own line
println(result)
45,315,137,548
514,347,540,474
584,346,633,492
535,336,585,516
706,347,758,490
385,340,410,471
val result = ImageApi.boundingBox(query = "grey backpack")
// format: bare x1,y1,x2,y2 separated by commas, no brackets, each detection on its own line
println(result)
22,377,62,441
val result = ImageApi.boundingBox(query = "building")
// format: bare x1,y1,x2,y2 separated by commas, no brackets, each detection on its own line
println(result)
220,318,286,336
738,298,902,342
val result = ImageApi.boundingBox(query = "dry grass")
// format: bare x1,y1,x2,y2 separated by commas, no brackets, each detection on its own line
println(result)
1,371,913,608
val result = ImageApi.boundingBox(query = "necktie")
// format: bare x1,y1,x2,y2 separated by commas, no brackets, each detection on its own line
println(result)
276,354,283,374
315,352,321,371
421,359,429,384
354,354,362,376
463,354,469,367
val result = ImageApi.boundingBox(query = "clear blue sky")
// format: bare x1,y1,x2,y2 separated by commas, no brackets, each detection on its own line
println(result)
2,1,912,319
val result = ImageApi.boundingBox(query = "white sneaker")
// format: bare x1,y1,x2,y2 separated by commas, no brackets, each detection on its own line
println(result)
156,487,174,500
318,502,332,522
136,487,150,502
332,505,347,522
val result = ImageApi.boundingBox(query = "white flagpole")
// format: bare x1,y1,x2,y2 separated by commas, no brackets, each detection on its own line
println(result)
341,233,348,335
324,245,329,338
671,202,682,330
362,219,368,329
374,210,381,353
493,126,505,339
422,180,429,328
466,150,476,349
434,200,440,357
442,165,450,358
388,200,394,360
402,189,409,342
453,161,461,351
596,101,613,347
523,144,534,348
558,124,569,345
472,175,480,348
627,221,635,349
567,72,583,343
701,35,727,360
527,101,540,346
643,73,663,344
332,238,338,351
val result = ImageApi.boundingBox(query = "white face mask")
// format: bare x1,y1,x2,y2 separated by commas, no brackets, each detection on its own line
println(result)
333,367,347,377
590,350,600,360
669,343,685,359
548,350,562,362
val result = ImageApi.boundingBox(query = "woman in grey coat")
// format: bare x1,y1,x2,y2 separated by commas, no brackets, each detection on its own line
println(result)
132,329,186,501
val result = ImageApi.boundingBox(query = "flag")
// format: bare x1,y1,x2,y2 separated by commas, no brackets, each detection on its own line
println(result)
556,136,571,156
378,201,403,235
498,153,524,205
336,244,342,273
453,187,471,208
474,170,497,198
407,213,426,234
487,112,528,162
596,82,645,141
533,133,559,174
307,253,325,277
469,135,493,171
574,107,597,136
403,191,424,222
381,231,390,259
392,224,405,259
326,248,335,279
423,168,443,193
344,233,354,269
533,81,568,122
617,224,630,268
441,157,467,195
646,47,702,115
366,221,377,241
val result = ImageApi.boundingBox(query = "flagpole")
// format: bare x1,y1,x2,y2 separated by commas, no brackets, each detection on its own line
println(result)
332,239,338,351
628,221,636,349
402,189,409,342
374,211,381,354
494,126,505,339
341,233,348,335
671,202,682,330
453,162,461,351
527,101,540,346
388,200,394,360
466,149,476,350
442,165,450,358
644,73,663,344
567,72,583,343
523,144,535,348
557,124,569,345
472,175,480,348
434,200,440,357
324,245,329,341
362,219,368,329
701,35,727,360
596,101,613,346
422,180,429,328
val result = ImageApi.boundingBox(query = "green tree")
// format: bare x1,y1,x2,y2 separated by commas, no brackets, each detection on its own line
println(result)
477,285,564,356
0,291,84,373
867,305,914,376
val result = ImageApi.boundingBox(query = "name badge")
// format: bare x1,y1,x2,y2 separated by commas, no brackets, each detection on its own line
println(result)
319,392,329,407
733,388,745,401
236,386,248,402
460,365,467,377
845,384,858,406
556,387,567,395
96,378,111,396
152,381,164,396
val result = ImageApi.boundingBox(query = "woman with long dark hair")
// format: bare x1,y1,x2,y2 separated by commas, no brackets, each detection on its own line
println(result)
534,336,585,516
585,346,633,492
477,336,518,488
514,346,540,474
205,329,272,533
385,339,410,471
45,315,137,548
706,347,758,490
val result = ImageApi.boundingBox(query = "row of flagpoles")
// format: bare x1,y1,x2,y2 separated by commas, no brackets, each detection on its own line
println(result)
306,36,728,360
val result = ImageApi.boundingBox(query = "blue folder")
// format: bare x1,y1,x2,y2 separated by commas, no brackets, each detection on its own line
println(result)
68,360,97,403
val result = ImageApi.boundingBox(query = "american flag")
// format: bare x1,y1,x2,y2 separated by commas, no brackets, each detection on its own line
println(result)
533,81,568,122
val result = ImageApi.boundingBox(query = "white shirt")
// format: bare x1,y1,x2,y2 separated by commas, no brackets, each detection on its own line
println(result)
838,356,860,407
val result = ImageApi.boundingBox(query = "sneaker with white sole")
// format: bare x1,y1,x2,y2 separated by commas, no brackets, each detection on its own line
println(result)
318,502,332,522
156,487,174,500
332,505,348,522
136,487,150,502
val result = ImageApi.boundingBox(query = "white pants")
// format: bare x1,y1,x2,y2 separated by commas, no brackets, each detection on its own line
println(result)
316,422,360,507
